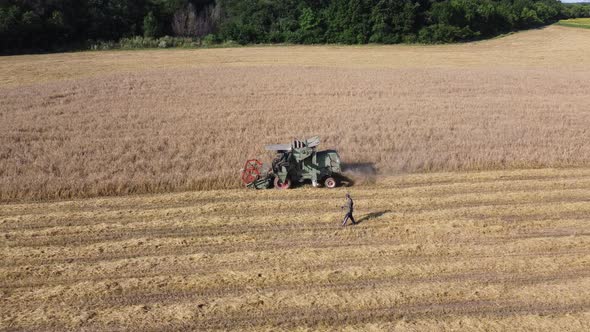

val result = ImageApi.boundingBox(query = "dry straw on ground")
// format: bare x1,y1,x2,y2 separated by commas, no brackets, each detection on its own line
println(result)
1,26,590,201
2,168,590,330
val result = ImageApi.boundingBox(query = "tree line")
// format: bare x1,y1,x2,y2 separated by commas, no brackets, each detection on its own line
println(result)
1,0,588,54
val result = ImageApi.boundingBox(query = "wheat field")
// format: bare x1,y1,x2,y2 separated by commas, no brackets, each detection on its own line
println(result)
2,25,590,331
1,25,590,201
2,168,590,330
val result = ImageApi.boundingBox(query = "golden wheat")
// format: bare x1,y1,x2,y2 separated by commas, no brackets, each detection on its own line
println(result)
0,26,589,201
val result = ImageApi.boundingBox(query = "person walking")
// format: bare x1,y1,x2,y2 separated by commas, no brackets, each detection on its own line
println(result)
341,193,356,226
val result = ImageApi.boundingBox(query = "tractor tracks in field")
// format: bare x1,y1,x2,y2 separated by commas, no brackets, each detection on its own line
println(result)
3,247,589,290
5,205,590,249
2,170,589,214
185,299,590,330
3,195,590,248
389,173,590,189
53,269,590,311
4,225,590,269
5,262,590,314
3,169,590,330
2,179,590,232
5,219,590,254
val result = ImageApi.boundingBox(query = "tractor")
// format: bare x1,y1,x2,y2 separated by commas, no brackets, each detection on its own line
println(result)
241,137,343,190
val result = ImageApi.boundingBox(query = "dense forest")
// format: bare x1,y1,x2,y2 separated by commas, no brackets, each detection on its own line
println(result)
1,0,589,53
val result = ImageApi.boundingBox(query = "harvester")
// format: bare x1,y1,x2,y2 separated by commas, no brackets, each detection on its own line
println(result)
241,137,342,190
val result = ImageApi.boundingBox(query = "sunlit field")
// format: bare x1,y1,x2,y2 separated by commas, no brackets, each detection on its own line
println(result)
2,168,590,330
558,17,590,29
1,26,589,201
2,24,590,331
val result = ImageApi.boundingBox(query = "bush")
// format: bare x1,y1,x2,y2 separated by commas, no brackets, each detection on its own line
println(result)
88,40,117,51
158,40,169,48
202,34,218,47
120,36,156,49
88,36,200,51
267,30,285,43
418,24,476,44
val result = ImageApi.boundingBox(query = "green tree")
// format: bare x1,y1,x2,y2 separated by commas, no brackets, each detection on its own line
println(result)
520,7,542,26
0,0,584,53
369,5,387,43
143,11,160,37
0,5,20,34
298,7,320,43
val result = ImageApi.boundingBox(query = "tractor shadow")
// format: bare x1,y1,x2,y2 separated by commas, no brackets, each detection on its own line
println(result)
356,210,392,224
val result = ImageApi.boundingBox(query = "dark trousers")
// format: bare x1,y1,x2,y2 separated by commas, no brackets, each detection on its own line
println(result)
342,212,356,226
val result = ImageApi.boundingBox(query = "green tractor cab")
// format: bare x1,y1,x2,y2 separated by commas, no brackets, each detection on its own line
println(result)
241,137,342,190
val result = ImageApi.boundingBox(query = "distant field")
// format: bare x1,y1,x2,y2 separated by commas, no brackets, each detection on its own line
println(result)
2,168,590,330
1,25,590,201
557,18,590,29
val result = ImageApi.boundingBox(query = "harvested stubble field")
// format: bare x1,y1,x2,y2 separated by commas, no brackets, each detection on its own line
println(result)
2,25,590,331
1,25,590,201
2,168,590,330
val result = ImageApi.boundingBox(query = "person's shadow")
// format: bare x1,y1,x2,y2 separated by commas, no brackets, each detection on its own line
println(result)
356,210,391,224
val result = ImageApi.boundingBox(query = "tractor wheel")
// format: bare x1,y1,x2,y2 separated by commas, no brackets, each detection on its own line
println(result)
324,177,338,189
274,177,292,190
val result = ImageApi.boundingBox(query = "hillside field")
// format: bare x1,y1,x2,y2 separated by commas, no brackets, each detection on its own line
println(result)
1,24,590,331
2,168,590,330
